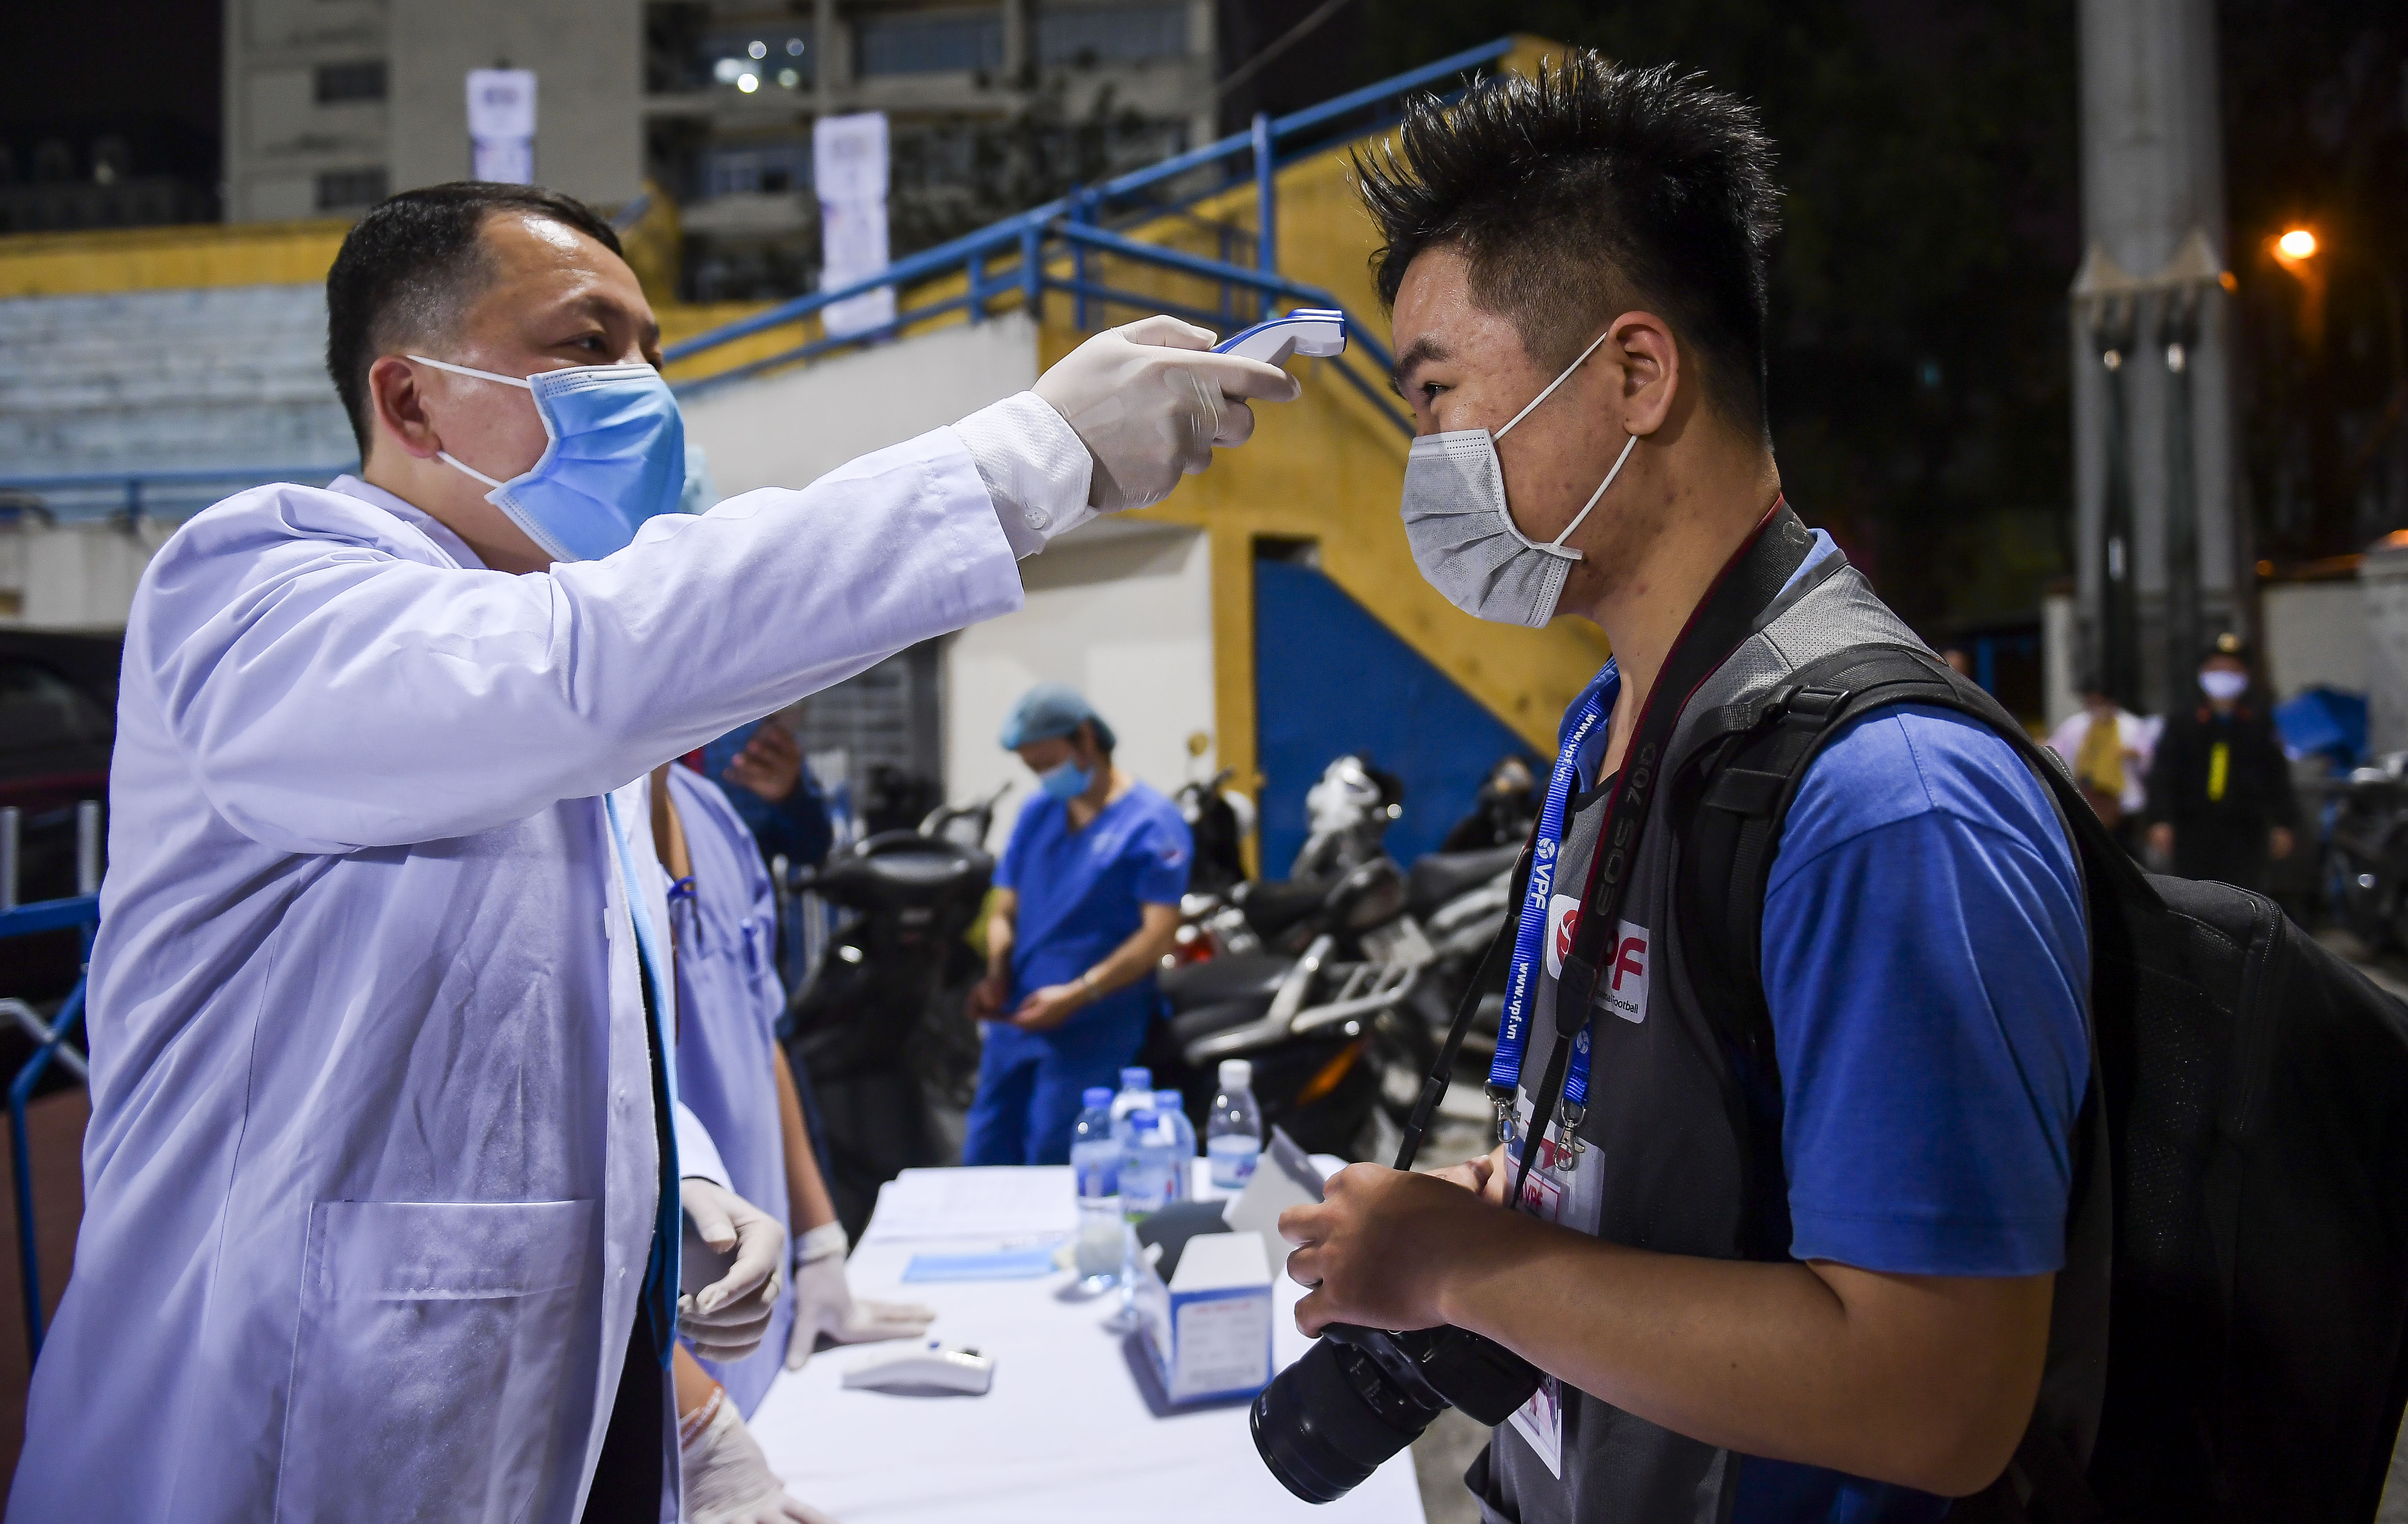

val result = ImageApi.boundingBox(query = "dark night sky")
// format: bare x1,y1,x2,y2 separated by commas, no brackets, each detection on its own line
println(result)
0,0,223,145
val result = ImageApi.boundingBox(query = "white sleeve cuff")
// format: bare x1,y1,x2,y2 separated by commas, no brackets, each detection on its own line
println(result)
798,1220,849,1264
950,391,1096,558
673,1102,732,1190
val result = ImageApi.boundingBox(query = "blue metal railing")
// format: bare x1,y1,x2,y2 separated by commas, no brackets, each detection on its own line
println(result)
3,891,97,1358
0,463,357,526
663,36,1520,430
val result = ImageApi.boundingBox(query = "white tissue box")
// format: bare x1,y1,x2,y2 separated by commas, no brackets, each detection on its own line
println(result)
1135,1228,1274,1405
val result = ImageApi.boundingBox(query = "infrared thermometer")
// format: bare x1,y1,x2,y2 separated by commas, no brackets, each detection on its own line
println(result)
1213,307,1349,366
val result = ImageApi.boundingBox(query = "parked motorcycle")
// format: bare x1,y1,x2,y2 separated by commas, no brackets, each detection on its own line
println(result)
1290,755,1405,881
1147,856,1439,1160
781,825,994,1239
1439,754,1542,853
2327,752,2408,951
1397,840,1523,1058
1176,767,1252,898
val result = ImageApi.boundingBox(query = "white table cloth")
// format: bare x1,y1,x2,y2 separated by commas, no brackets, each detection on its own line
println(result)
748,1162,1428,1523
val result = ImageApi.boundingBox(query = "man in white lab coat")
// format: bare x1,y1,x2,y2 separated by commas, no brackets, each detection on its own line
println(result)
8,181,1294,1523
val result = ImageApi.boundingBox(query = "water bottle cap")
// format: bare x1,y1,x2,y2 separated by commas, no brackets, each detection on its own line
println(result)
1155,1090,1182,1108
1218,1059,1252,1090
1120,1066,1152,1090
1082,1086,1112,1108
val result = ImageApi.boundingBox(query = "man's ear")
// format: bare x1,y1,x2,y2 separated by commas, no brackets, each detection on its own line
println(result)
1609,312,1682,438
366,356,445,462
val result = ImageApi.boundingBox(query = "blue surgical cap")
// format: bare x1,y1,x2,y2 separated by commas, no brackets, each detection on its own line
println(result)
1000,683,1116,752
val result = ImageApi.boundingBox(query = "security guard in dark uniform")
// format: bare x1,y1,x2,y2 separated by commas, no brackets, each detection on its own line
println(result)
2144,633,2299,892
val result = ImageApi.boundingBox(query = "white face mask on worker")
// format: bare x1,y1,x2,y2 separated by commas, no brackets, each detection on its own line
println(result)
1396,330,1638,630
2200,670,2248,702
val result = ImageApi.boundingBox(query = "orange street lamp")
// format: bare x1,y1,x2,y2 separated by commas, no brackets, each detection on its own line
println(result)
2270,225,2328,351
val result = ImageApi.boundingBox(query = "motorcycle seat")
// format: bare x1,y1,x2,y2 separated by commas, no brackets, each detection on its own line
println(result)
1406,844,1521,917
1236,876,1335,939
808,831,992,913
1170,995,1277,1047
1160,951,1292,1011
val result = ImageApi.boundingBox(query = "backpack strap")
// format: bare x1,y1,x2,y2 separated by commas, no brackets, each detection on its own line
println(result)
1673,642,2126,1519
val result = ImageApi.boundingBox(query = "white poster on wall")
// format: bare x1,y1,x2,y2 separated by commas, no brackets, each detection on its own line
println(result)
814,112,895,340
467,68,537,184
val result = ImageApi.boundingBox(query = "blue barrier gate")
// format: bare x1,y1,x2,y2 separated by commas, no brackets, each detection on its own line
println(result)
1,892,97,1358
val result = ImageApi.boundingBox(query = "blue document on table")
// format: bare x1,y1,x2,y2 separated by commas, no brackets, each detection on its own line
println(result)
902,1245,1060,1282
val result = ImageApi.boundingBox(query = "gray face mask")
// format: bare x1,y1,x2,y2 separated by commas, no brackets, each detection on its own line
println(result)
1398,329,1638,628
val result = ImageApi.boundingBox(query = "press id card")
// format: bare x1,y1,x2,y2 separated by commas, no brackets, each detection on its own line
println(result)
1504,1094,1603,1478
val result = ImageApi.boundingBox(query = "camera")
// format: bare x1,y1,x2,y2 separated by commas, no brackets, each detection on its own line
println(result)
1250,1319,1543,1503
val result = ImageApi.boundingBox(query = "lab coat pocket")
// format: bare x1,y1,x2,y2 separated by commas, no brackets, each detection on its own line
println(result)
276,1198,596,1524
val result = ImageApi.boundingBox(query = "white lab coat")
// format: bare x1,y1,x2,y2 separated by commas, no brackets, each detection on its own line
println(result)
660,764,798,1417
10,432,1021,1524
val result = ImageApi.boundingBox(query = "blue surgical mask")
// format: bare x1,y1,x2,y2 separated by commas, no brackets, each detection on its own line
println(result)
1039,760,1093,802
411,355,687,562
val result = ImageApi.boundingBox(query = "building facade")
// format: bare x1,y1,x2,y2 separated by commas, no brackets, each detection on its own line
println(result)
222,0,1217,300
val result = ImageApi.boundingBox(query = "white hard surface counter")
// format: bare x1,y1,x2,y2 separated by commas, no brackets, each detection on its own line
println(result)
747,1161,1428,1524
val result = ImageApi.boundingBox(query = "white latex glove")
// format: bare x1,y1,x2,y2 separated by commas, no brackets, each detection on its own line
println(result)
786,1222,937,1370
681,1393,837,1524
1030,315,1302,512
680,1178,787,1361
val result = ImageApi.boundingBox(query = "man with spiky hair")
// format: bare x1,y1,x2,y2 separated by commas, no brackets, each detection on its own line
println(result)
1275,56,2093,1521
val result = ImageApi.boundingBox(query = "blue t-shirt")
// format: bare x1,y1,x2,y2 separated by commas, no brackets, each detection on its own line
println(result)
994,781,1193,1048
1563,535,2089,1522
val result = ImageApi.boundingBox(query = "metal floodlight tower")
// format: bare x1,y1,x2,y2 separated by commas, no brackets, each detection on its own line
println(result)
2072,0,2241,718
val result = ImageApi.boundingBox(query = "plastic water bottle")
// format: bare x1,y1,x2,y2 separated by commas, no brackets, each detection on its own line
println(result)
1109,1066,1154,1127
1206,1059,1264,1191
1119,1100,1175,1222
1070,1086,1122,1289
1154,1090,1198,1204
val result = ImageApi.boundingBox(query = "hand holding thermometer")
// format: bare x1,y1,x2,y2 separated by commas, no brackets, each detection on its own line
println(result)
1213,308,1349,366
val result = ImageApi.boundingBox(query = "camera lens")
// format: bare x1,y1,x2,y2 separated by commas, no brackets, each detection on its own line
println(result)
1252,1338,1441,1503
1252,1323,1548,1504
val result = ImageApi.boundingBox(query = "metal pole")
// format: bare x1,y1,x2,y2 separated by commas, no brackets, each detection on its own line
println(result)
2161,288,2203,688
1253,111,1277,320
75,800,101,896
2098,323,2143,711
1071,187,1089,331
0,808,17,912
1020,223,1042,318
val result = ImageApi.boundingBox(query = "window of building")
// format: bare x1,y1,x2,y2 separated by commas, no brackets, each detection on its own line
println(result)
856,10,1005,76
1035,3,1187,67
314,60,389,104
700,139,815,198
316,167,389,210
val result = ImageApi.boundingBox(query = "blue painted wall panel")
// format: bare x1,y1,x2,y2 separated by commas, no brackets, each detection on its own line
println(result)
1253,556,1537,874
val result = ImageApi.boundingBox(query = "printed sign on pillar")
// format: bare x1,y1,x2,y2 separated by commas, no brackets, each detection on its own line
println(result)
814,112,895,340
467,69,537,184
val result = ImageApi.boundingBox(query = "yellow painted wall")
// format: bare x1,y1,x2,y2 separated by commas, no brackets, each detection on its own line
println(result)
0,216,787,381
0,220,355,298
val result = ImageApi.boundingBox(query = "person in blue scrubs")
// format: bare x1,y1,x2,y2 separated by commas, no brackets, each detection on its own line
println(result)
963,684,1193,1165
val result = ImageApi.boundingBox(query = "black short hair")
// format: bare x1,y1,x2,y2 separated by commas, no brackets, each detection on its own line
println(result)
1357,54,1781,437
324,182,624,456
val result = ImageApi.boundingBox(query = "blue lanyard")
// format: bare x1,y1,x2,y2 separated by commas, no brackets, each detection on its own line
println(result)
603,789,682,1365
1488,659,1618,1139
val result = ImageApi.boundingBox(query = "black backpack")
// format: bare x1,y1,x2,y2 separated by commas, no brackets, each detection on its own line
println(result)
1675,642,2408,1522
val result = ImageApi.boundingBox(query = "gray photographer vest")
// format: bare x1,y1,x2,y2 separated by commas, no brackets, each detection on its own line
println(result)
1471,531,1974,1524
